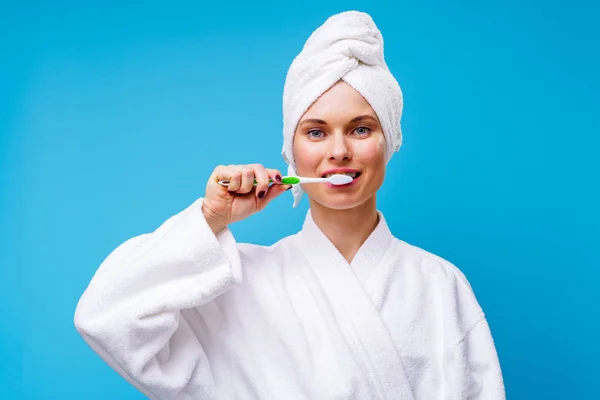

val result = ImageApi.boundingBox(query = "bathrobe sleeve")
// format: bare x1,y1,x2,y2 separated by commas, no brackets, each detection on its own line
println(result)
445,316,506,399
74,197,241,399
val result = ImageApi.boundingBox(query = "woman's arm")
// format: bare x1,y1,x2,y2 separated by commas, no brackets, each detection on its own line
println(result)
74,197,241,399
445,317,506,399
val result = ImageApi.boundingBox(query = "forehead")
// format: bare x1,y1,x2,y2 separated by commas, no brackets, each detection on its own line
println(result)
302,80,377,120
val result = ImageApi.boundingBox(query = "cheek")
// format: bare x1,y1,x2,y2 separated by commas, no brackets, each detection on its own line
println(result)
293,138,323,172
355,136,386,165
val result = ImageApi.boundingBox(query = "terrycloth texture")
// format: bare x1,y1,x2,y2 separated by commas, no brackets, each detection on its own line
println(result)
282,11,404,207
75,197,505,399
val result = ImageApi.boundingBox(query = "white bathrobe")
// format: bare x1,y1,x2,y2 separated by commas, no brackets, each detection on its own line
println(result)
74,198,505,399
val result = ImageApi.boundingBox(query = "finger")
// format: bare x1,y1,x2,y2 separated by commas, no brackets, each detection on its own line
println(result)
212,165,238,191
252,164,271,200
212,165,232,187
212,165,229,182
227,169,243,192
262,183,293,205
265,168,283,185
238,167,256,194
213,165,237,181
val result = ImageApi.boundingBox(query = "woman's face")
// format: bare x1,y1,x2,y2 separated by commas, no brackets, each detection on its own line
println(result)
293,80,386,210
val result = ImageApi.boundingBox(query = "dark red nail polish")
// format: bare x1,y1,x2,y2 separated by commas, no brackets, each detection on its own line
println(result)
258,190,266,199
276,175,282,182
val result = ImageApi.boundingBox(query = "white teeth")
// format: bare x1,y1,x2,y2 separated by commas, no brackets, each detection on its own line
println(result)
324,172,358,178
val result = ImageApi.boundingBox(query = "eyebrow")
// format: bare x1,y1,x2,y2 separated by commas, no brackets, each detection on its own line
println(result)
298,114,378,127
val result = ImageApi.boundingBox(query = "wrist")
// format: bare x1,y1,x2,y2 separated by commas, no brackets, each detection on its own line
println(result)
202,202,227,234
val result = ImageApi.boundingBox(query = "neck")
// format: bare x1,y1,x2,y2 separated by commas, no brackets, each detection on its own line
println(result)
308,196,380,264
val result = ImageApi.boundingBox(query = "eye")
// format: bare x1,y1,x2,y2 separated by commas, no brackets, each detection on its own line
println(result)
307,129,325,139
354,126,371,136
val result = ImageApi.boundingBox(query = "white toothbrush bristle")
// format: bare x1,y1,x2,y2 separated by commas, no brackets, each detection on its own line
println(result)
329,174,354,185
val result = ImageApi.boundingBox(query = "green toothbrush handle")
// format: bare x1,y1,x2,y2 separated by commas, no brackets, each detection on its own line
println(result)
253,177,300,185
281,177,300,184
218,176,300,187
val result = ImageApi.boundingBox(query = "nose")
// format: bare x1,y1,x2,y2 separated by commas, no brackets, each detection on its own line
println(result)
328,133,352,161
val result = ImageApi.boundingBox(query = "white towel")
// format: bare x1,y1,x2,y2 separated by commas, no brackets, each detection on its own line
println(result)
281,10,404,207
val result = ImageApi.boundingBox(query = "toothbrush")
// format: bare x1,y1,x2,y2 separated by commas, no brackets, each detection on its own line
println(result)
217,174,353,187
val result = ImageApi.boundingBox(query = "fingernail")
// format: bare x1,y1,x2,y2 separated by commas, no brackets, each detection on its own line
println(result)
286,185,293,191
276,175,282,182
258,190,266,199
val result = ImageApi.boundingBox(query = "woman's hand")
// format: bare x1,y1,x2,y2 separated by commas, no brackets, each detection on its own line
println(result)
202,164,291,234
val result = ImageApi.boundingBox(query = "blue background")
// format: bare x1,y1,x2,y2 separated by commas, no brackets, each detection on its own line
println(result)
2,0,599,398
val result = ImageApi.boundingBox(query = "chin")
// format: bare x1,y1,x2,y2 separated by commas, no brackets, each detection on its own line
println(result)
311,193,373,211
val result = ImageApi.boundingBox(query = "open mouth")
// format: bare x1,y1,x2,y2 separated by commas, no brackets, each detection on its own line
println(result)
321,171,362,179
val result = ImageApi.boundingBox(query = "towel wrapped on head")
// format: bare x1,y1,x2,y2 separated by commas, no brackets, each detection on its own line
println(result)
281,10,404,207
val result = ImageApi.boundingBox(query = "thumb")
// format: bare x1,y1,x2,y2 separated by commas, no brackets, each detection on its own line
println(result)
262,184,293,206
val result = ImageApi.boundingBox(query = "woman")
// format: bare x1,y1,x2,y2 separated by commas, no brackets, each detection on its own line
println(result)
75,11,505,400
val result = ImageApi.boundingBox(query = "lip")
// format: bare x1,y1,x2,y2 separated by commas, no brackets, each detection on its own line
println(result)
320,168,362,178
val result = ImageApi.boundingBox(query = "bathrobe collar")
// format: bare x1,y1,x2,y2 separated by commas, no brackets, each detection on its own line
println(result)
295,208,414,399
